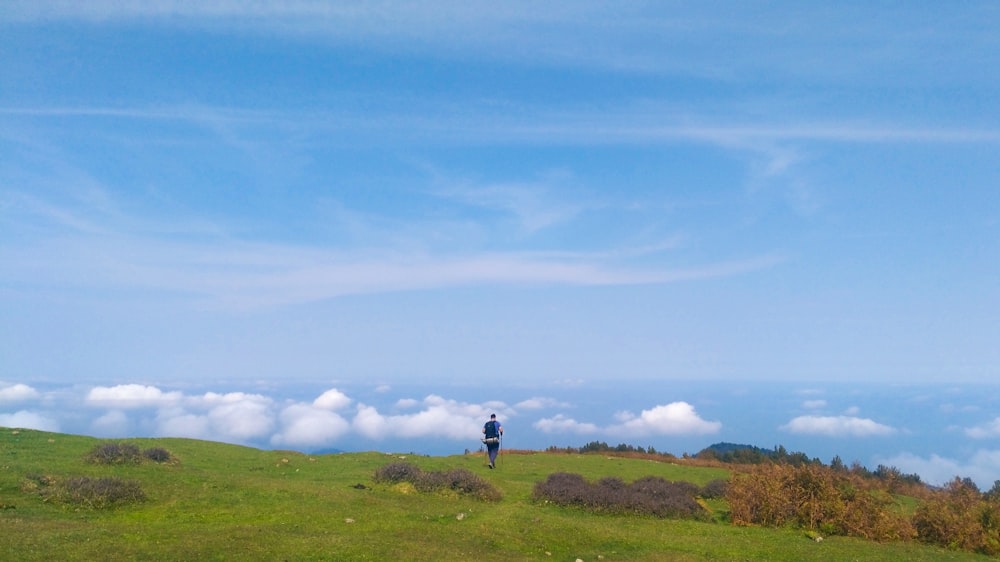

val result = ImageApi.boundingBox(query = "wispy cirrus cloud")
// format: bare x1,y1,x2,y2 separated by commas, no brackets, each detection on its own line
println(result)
6,1,995,86
7,104,999,147
2,187,785,309
430,177,586,235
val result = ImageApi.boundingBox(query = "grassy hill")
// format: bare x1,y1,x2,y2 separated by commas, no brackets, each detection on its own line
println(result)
0,427,988,561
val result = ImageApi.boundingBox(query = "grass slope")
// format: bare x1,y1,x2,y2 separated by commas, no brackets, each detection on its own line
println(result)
0,428,989,561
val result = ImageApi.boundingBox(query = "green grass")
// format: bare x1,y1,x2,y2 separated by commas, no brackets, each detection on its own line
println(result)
0,428,991,561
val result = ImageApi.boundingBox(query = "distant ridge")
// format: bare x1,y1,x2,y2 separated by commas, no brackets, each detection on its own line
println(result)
700,442,769,456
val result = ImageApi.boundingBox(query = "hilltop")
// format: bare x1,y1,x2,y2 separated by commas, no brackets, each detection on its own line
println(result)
0,428,988,561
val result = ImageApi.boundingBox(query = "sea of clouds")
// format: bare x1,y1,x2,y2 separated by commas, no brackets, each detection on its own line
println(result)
3,379,1000,489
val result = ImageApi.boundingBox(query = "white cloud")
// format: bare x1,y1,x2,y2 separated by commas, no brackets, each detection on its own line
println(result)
142,391,277,443
194,391,272,406
156,410,210,440
940,402,980,414
91,410,130,437
271,404,351,448
395,398,419,409
878,450,1000,489
613,410,635,423
352,404,391,439
795,388,825,396
0,410,60,432
534,402,721,437
842,406,861,416
965,417,1000,439
610,402,722,436
207,398,275,440
533,414,599,435
313,388,351,411
433,178,584,234
7,224,784,310
802,399,826,410
780,415,896,437
86,384,183,409
353,396,488,441
0,383,41,403
515,396,569,410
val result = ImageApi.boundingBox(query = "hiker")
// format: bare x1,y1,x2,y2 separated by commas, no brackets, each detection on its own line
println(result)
482,413,503,469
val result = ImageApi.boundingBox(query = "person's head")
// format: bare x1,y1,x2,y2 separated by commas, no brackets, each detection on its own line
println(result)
490,414,496,420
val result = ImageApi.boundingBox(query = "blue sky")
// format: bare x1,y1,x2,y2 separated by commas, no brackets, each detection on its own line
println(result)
1,2,999,486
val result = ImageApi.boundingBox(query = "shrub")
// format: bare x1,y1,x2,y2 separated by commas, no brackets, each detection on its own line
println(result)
60,476,146,508
623,476,706,519
86,442,142,465
28,475,146,509
20,473,57,493
373,462,422,484
143,447,173,463
373,462,501,501
727,463,914,542
532,472,590,507
533,472,708,520
701,478,729,499
913,477,995,554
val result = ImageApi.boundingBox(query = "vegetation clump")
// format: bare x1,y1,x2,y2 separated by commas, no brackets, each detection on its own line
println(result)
142,447,173,463
913,477,1000,555
726,463,916,541
86,441,143,465
86,441,175,465
373,462,502,502
22,473,146,509
533,472,709,520
700,478,728,499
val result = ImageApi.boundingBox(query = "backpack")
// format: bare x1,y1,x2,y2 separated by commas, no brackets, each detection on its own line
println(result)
484,420,499,440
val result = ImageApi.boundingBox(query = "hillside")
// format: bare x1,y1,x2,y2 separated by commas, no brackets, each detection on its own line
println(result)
0,428,987,561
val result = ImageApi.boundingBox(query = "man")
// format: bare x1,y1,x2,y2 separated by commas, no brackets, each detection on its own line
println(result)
482,413,503,469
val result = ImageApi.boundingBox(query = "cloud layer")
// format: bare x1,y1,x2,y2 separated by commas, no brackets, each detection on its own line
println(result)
4,381,1000,488
1,382,727,452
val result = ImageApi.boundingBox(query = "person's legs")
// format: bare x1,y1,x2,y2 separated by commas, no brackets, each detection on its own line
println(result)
488,444,498,467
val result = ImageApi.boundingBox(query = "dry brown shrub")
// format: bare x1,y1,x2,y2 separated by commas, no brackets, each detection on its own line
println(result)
727,463,913,541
